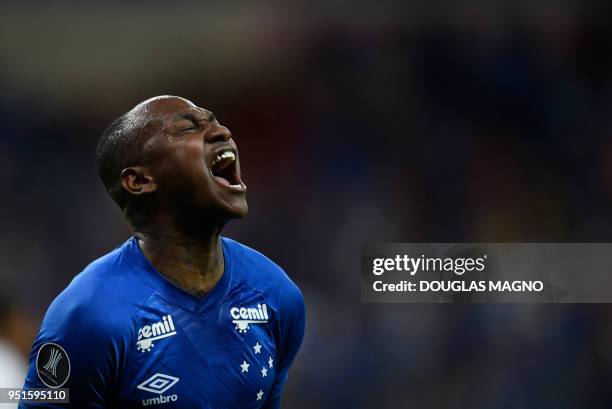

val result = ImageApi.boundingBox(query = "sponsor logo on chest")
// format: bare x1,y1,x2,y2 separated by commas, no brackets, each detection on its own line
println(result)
230,303,269,333
137,315,176,352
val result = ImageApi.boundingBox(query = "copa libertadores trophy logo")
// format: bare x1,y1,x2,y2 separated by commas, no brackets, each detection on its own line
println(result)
36,342,71,388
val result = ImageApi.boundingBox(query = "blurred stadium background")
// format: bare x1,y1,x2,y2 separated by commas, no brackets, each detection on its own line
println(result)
1,1,611,408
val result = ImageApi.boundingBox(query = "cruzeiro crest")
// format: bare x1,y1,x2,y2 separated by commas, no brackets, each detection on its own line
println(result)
36,343,71,388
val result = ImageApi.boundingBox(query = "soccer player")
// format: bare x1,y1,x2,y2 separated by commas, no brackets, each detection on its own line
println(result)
19,96,306,408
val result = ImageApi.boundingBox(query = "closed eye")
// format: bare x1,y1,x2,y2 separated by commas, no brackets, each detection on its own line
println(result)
175,112,216,133
176,116,201,132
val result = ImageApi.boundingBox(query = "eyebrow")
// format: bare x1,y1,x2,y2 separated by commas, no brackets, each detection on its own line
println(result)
178,110,216,123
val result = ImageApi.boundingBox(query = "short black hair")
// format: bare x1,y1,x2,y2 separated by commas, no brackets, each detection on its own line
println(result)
95,111,158,209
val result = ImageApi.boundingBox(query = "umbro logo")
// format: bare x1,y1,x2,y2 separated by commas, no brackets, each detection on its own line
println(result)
137,315,176,352
137,373,179,406
230,304,269,333
137,373,179,394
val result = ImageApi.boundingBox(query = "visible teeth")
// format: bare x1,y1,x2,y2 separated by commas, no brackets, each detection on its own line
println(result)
212,151,235,166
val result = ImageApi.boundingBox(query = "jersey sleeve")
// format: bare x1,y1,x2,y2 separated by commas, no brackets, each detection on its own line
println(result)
263,283,306,409
19,291,127,409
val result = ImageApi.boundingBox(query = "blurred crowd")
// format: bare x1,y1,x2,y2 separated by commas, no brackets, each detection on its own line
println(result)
1,1,611,408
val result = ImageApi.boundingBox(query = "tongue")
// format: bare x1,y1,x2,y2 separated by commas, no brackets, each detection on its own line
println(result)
211,157,235,186
213,175,232,186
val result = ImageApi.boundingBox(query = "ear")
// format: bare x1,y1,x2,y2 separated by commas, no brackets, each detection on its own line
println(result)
120,167,157,196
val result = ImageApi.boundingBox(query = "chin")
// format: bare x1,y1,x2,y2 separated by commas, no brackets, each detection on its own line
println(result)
227,202,249,220
214,198,248,223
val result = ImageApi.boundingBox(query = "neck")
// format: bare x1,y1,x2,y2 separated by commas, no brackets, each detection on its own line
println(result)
134,219,225,298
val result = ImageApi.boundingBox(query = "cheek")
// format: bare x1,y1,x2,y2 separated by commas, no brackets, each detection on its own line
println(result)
155,141,207,187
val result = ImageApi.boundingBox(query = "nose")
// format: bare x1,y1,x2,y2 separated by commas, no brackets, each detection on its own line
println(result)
205,124,231,143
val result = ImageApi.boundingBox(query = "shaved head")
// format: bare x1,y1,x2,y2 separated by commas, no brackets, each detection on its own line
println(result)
96,96,190,209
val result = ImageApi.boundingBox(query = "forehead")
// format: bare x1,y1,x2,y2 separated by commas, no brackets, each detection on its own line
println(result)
148,98,213,122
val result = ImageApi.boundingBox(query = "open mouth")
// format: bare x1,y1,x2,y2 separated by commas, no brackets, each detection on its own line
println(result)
210,149,246,191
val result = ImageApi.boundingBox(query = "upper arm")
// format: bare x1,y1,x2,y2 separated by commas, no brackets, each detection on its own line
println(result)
263,283,306,409
276,285,306,374
19,294,126,409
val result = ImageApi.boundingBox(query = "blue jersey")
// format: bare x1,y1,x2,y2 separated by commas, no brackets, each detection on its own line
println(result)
20,236,305,409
